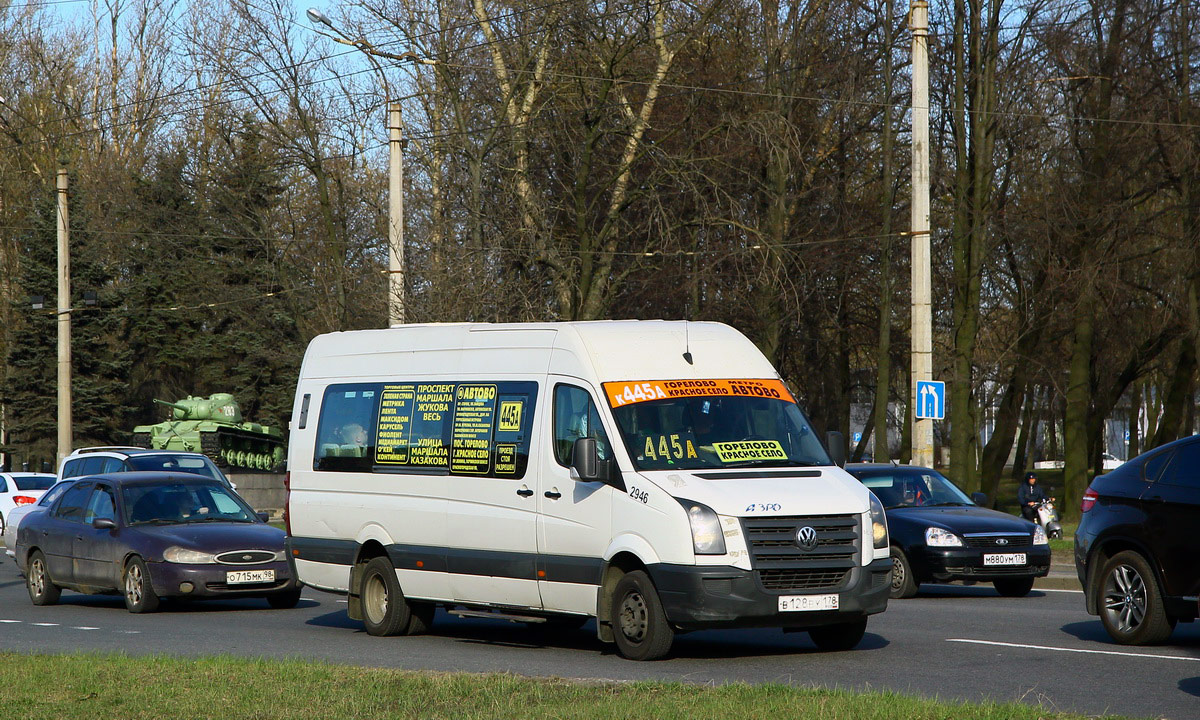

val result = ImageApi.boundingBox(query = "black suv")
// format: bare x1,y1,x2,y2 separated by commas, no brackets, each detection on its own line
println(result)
1075,434,1200,644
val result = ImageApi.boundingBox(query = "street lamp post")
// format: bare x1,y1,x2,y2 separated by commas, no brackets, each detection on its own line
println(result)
306,8,431,327
909,0,933,468
56,168,72,465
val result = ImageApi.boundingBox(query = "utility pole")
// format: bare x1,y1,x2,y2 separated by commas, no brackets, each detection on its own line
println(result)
910,0,934,468
56,168,72,465
388,102,405,326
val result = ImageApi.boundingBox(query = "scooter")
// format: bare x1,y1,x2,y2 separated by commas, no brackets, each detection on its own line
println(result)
1036,498,1063,539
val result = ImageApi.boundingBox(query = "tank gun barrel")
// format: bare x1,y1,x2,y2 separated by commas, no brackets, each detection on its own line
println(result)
153,398,190,413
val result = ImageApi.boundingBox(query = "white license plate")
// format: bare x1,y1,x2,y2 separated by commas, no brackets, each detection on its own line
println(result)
983,553,1026,566
778,594,839,612
226,569,275,585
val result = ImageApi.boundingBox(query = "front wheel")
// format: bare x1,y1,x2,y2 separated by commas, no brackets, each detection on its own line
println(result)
123,557,160,613
808,618,868,651
1098,551,1175,645
993,578,1035,597
610,570,674,661
267,590,302,609
889,546,918,599
26,551,60,605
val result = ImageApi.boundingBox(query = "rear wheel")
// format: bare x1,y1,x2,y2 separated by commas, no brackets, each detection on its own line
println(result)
360,556,427,636
993,578,1035,597
123,556,160,613
808,618,868,651
889,546,918,599
26,551,60,606
1098,550,1175,645
610,570,674,661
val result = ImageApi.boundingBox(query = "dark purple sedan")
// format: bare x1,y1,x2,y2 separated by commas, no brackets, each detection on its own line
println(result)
15,471,300,612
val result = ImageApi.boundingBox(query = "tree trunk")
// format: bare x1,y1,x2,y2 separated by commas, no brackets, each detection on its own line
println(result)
1064,285,1096,521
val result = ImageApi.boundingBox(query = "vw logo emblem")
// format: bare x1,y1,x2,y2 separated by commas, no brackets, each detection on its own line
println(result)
795,526,818,551
996,539,1009,546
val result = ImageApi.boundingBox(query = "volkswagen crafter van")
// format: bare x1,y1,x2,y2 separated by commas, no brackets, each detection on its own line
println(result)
285,321,891,660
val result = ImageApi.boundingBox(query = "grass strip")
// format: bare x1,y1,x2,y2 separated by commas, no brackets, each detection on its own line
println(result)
0,651,1127,719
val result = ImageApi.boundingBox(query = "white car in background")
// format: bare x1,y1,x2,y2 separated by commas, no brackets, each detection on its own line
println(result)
3,478,76,560
0,472,57,539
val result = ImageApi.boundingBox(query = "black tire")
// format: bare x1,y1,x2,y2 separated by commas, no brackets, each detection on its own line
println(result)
1098,550,1175,645
889,546,918,599
808,618,868,651
360,556,417,636
267,589,302,609
123,556,160,613
610,570,674,661
993,578,1035,597
26,550,60,606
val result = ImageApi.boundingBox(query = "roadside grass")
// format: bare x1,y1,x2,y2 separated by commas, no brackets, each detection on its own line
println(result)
1,652,1128,720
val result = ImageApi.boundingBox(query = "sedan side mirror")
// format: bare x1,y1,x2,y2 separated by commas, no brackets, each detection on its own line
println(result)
971,492,988,506
257,512,270,523
92,517,116,530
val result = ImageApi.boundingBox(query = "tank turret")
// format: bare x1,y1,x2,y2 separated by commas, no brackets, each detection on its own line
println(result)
132,393,285,472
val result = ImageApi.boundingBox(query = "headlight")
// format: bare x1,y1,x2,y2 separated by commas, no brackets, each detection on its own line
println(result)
1033,525,1048,546
869,492,889,549
677,499,726,555
925,527,963,547
163,546,217,564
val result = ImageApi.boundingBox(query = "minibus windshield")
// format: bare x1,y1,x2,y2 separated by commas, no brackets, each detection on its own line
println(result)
605,380,831,471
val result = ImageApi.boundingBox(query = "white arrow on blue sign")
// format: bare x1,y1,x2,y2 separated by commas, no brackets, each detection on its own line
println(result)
916,380,946,420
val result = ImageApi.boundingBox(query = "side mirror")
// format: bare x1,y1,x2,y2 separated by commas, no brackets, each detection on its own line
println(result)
971,492,988,506
257,512,270,523
826,431,846,468
569,437,624,490
92,517,117,530
570,437,601,481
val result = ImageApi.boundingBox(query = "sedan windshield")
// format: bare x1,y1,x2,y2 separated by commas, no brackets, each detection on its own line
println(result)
854,470,974,509
123,481,256,525
606,380,831,471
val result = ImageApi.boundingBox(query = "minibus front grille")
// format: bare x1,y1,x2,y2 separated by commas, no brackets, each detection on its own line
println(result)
742,514,860,592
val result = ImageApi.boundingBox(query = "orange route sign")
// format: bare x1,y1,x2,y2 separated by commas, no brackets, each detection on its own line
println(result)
603,379,795,408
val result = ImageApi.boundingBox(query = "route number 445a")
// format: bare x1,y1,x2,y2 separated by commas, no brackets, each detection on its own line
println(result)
745,503,781,513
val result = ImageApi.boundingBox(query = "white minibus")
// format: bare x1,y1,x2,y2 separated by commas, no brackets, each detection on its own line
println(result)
285,321,890,660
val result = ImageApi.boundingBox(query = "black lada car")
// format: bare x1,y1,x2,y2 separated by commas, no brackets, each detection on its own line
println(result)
1076,434,1200,645
846,464,1050,598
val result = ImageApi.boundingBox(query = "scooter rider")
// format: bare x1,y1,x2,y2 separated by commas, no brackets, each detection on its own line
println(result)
1018,472,1046,522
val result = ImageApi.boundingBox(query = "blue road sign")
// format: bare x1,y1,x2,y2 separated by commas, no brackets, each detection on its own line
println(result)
853,432,862,444
916,380,946,420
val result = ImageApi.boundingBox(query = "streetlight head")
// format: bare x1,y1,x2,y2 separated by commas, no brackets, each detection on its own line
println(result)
306,8,331,26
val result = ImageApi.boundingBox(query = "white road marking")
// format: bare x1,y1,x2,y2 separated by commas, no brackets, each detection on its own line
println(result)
0,619,21,623
72,627,100,631
31,623,58,627
1037,588,1083,594
948,638,1200,662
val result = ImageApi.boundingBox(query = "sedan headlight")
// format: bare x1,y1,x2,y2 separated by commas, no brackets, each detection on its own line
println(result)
677,499,726,555
163,546,217,564
869,492,889,549
1033,525,1048,546
925,527,963,547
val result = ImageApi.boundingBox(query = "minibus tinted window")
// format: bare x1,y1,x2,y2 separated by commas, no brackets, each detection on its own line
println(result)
314,381,537,479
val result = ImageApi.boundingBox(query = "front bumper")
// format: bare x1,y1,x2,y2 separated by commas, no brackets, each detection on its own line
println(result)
647,557,892,631
147,560,297,599
913,545,1051,582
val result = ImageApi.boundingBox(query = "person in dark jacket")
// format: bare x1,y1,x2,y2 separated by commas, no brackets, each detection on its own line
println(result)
1018,472,1046,521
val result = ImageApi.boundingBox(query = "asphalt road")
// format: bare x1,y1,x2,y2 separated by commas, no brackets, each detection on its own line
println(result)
1,560,1198,719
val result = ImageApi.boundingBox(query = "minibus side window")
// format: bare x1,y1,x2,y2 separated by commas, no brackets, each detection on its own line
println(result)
314,384,382,472
553,384,611,467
